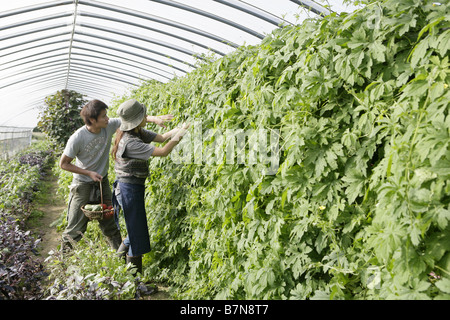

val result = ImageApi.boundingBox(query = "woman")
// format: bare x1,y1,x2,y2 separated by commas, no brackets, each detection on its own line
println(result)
111,99,189,275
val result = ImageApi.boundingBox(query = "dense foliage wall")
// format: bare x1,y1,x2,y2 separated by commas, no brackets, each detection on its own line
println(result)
38,89,86,150
111,0,450,299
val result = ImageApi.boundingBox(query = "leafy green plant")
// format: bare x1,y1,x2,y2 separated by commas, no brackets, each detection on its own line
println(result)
44,224,154,300
0,211,46,300
0,141,56,299
37,89,86,150
0,140,55,217
108,0,449,299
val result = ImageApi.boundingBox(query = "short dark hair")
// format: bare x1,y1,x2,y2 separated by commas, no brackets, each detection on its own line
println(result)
80,100,108,125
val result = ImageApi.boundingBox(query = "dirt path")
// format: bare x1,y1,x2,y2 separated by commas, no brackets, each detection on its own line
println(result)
31,170,171,300
32,172,66,261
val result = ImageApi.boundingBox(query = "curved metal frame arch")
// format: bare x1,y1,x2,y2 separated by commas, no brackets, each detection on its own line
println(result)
1,41,173,89
78,11,227,56
68,67,137,87
213,0,286,26
67,78,124,95
68,75,123,93
74,30,197,69
66,79,116,94
0,0,73,19
1,57,155,89
71,46,173,79
0,69,68,90
74,38,188,74
0,0,303,90
1,33,71,58
147,0,265,39
69,63,142,85
78,0,240,48
4,72,129,102
0,0,338,127
2,40,173,83
0,47,70,72
2,80,67,105
0,61,68,82
17,80,68,98
0,12,73,32
70,51,172,81
0,23,69,44
66,83,116,99
289,0,332,17
0,3,195,84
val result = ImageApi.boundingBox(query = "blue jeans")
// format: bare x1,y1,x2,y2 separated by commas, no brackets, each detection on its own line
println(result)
112,181,150,257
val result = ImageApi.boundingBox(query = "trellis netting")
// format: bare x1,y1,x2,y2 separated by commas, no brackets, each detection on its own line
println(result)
0,126,33,159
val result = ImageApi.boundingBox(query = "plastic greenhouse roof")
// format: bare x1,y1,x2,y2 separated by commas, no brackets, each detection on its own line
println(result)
0,0,359,128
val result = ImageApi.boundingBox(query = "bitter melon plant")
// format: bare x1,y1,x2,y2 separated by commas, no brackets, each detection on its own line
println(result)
110,0,450,299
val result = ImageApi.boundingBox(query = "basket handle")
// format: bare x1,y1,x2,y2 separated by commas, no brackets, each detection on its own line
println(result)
99,180,104,211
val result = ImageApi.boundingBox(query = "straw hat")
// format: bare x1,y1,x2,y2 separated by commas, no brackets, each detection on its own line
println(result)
117,99,147,131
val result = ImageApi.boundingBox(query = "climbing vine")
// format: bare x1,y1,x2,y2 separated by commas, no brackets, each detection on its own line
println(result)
109,0,450,299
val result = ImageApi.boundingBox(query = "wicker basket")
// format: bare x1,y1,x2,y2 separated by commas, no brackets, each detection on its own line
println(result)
81,181,113,220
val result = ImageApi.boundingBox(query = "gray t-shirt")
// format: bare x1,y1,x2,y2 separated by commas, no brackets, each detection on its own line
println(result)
116,129,158,185
122,129,157,160
64,118,121,183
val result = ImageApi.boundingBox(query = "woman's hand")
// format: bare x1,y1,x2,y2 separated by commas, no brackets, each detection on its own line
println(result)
152,122,191,157
173,123,190,141
147,115,174,128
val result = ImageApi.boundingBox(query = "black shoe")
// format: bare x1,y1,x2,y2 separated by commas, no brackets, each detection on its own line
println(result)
136,281,158,297
126,254,142,275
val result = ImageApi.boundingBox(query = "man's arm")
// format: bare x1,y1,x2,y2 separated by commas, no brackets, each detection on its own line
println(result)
59,154,103,182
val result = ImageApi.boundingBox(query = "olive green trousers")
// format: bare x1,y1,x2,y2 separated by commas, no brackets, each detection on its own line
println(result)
62,177,122,250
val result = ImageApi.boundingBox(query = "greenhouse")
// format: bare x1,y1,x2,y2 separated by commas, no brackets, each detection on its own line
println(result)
1,0,358,128
0,0,449,303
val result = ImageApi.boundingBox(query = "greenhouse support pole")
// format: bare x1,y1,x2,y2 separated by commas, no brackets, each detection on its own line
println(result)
65,0,78,90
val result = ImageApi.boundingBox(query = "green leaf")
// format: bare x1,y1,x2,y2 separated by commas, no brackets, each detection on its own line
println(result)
310,290,330,300
342,168,366,203
435,278,450,294
436,208,450,230
437,29,450,56
410,38,429,68
369,40,386,63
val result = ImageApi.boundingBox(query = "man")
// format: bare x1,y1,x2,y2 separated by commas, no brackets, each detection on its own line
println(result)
59,99,172,251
